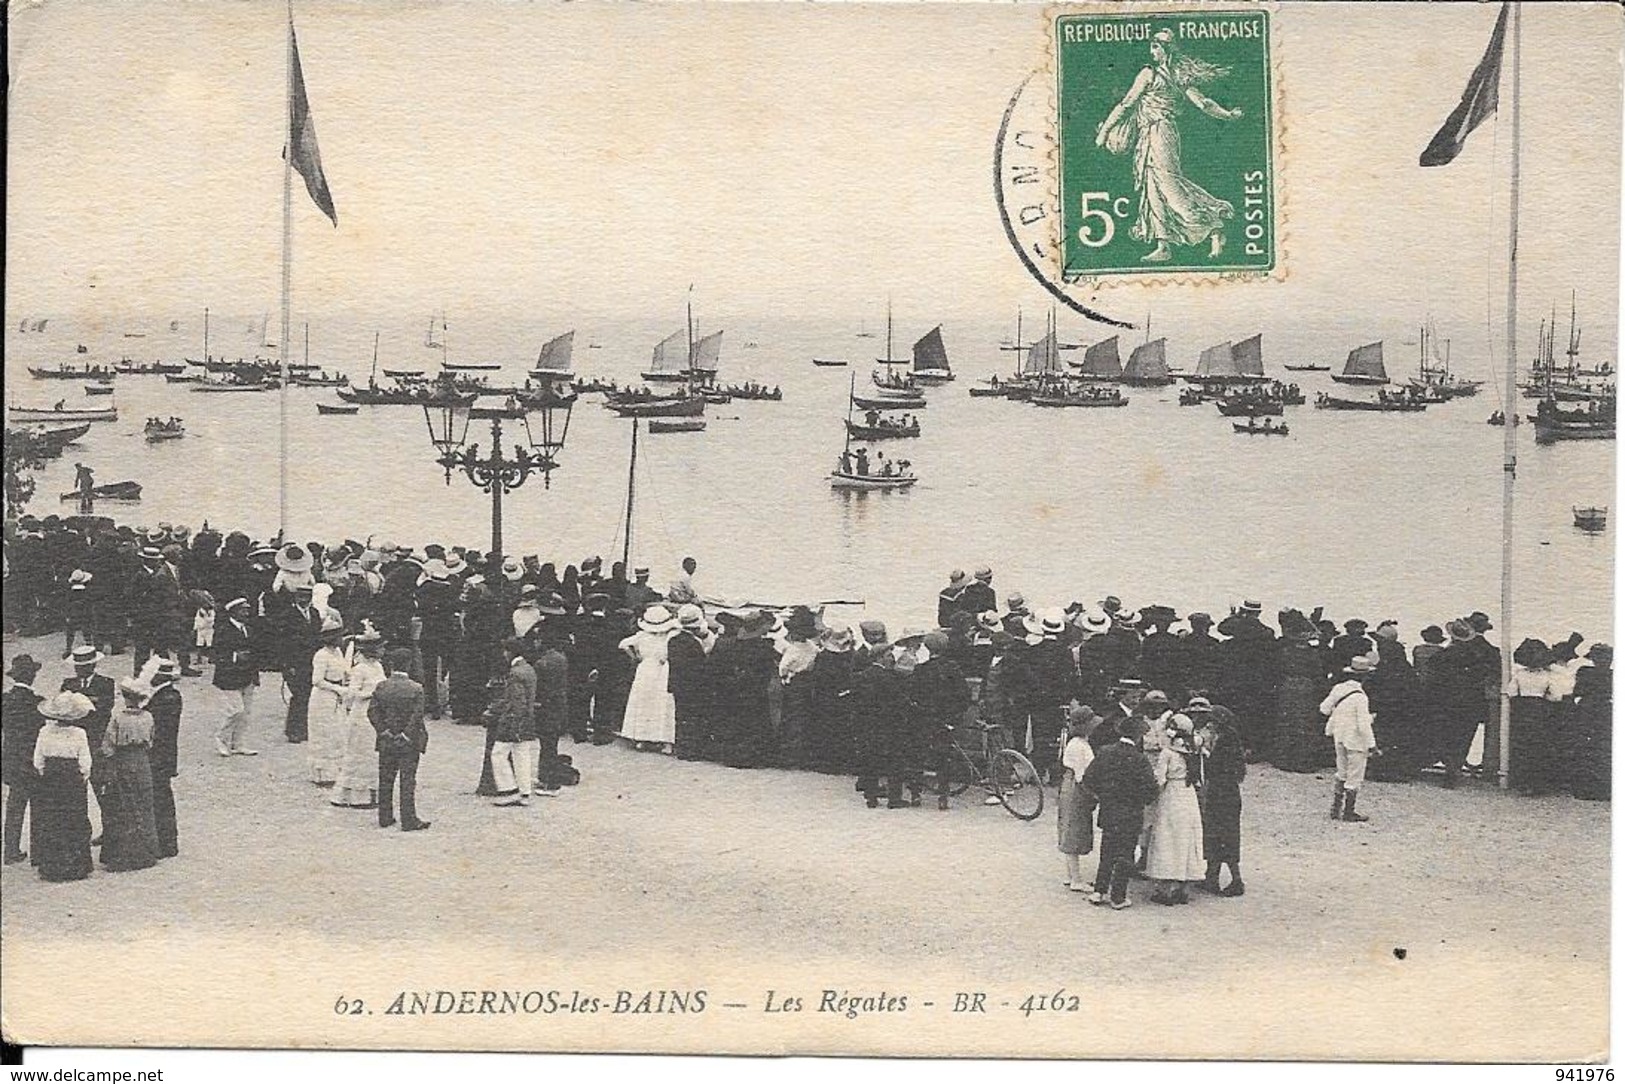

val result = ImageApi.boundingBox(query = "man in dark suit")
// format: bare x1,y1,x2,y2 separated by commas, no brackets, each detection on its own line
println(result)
668,605,712,760
146,658,184,857
3,655,45,864
275,585,324,744
370,647,430,831
60,645,117,816
416,563,461,719
1082,716,1160,909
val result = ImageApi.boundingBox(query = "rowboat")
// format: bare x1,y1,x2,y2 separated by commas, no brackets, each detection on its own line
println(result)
164,373,204,384
830,371,917,491
968,385,1008,398
382,368,425,380
649,418,707,433
28,365,116,380
114,361,186,375
145,427,185,443
1030,390,1128,407
8,405,119,423
83,384,116,396
812,358,849,367
1233,419,1290,436
846,419,920,440
1314,392,1427,412
1215,398,1284,417
192,380,273,393
605,394,707,418
316,403,360,416
61,481,142,501
852,393,925,411
1574,506,1608,532
1283,363,1330,372
828,470,917,490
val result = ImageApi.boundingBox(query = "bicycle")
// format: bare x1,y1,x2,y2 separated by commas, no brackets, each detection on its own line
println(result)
937,720,1045,821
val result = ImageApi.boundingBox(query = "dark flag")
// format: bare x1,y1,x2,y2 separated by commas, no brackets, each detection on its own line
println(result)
1420,2,1510,167
287,22,338,225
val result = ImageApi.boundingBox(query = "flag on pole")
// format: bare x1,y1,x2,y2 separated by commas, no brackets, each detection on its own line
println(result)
1419,2,1510,167
287,21,338,225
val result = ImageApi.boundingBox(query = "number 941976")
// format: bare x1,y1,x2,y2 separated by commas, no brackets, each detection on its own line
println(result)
1555,1069,1612,1081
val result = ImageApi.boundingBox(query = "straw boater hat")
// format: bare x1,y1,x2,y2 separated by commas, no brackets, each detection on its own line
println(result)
1080,608,1111,636
69,645,104,667
1239,599,1263,614
444,552,468,576
150,659,181,684
1040,610,1067,637
1021,616,1045,646
858,619,889,648
39,691,94,723
501,557,525,581
975,610,1002,633
973,566,993,583
639,605,677,634
678,604,707,631
1344,656,1377,675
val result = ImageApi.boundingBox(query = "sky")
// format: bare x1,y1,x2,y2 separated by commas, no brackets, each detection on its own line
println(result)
6,1,1623,353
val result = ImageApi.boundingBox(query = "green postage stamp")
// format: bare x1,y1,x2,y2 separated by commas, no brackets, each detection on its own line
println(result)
1054,9,1276,278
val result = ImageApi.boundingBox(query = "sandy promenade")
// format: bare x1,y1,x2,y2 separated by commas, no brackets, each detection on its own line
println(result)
0,634,1608,1060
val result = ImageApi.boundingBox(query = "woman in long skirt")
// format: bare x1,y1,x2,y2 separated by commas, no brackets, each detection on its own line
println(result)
618,606,678,753
306,617,352,786
1146,716,1205,904
99,680,160,873
31,692,95,882
1057,707,1102,891
332,632,386,808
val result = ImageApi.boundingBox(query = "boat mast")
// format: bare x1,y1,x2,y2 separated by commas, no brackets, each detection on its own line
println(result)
844,372,856,458
1566,289,1579,379
278,5,294,539
369,331,379,385
622,416,639,570
203,306,210,362
686,285,695,391
885,297,894,364
1496,0,1521,792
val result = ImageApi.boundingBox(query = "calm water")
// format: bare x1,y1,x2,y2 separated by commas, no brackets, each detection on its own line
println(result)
5,316,1614,643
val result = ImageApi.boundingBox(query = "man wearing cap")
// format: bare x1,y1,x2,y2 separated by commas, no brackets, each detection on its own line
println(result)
370,647,431,830
273,584,325,745
908,631,971,810
1321,656,1378,822
146,659,184,857
212,598,262,757
417,561,461,720
959,567,996,621
936,571,969,630
3,655,46,864
60,644,116,782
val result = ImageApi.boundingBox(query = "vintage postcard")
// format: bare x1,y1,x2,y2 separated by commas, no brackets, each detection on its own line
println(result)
1,0,1618,1066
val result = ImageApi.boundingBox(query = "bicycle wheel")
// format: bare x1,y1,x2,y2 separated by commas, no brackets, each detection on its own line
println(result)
990,748,1044,821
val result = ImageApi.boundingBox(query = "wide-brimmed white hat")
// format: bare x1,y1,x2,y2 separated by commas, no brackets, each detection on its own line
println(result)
639,605,677,633
39,691,94,722
1021,616,1045,646
677,603,706,630
68,645,104,667
276,543,312,574
1080,608,1111,635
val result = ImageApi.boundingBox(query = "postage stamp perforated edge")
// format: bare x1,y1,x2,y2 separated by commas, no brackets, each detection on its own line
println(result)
1035,1,1289,291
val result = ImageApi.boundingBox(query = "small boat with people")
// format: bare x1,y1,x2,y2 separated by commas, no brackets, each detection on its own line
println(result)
604,389,708,418
830,374,917,491
113,360,186,375
852,392,926,411
1184,334,1267,386
8,403,119,424
574,376,619,394
1314,388,1428,412
1408,320,1482,399
29,363,117,381
1233,417,1290,436
845,408,921,440
164,372,204,384
144,417,185,442
316,402,361,416
1029,381,1128,408
1573,506,1608,532
17,422,92,456
192,376,275,393
720,382,782,401
383,368,426,380
290,370,351,388
1283,363,1331,372
812,358,849,367
1531,395,1616,443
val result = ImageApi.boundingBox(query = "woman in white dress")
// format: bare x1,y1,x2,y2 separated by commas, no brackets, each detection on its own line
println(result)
331,629,385,808
306,614,352,787
618,605,678,753
1145,714,1205,905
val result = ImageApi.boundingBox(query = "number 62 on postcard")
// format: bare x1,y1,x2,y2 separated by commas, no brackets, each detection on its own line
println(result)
1054,9,1276,279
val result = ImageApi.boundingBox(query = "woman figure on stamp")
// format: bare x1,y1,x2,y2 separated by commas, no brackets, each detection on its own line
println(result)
1095,28,1243,263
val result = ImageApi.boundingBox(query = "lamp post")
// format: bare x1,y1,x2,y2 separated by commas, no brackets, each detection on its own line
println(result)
421,384,574,557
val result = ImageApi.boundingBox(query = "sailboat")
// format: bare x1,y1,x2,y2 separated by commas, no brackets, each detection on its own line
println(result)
642,328,693,383
830,373,917,490
425,312,445,350
871,300,923,397
1332,341,1389,386
434,315,501,371
288,323,349,386
1120,337,1173,386
910,325,955,384
1409,320,1482,398
1070,335,1123,382
1186,334,1265,385
856,318,876,339
530,330,575,381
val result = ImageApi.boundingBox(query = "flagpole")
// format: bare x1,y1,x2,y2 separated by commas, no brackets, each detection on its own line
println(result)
1497,1,1521,791
279,6,295,540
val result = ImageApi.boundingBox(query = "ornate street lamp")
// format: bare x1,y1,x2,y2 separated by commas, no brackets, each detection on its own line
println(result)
421,385,574,556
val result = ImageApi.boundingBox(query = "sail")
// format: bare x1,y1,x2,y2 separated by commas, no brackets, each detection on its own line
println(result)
912,325,950,373
650,329,688,372
1232,333,1264,377
34,319,48,332
1023,331,1059,374
1195,341,1237,378
689,330,724,372
1343,341,1387,380
535,330,574,373
1123,338,1169,381
1078,335,1122,378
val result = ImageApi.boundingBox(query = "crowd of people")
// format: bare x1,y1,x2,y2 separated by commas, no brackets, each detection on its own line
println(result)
0,514,1613,906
